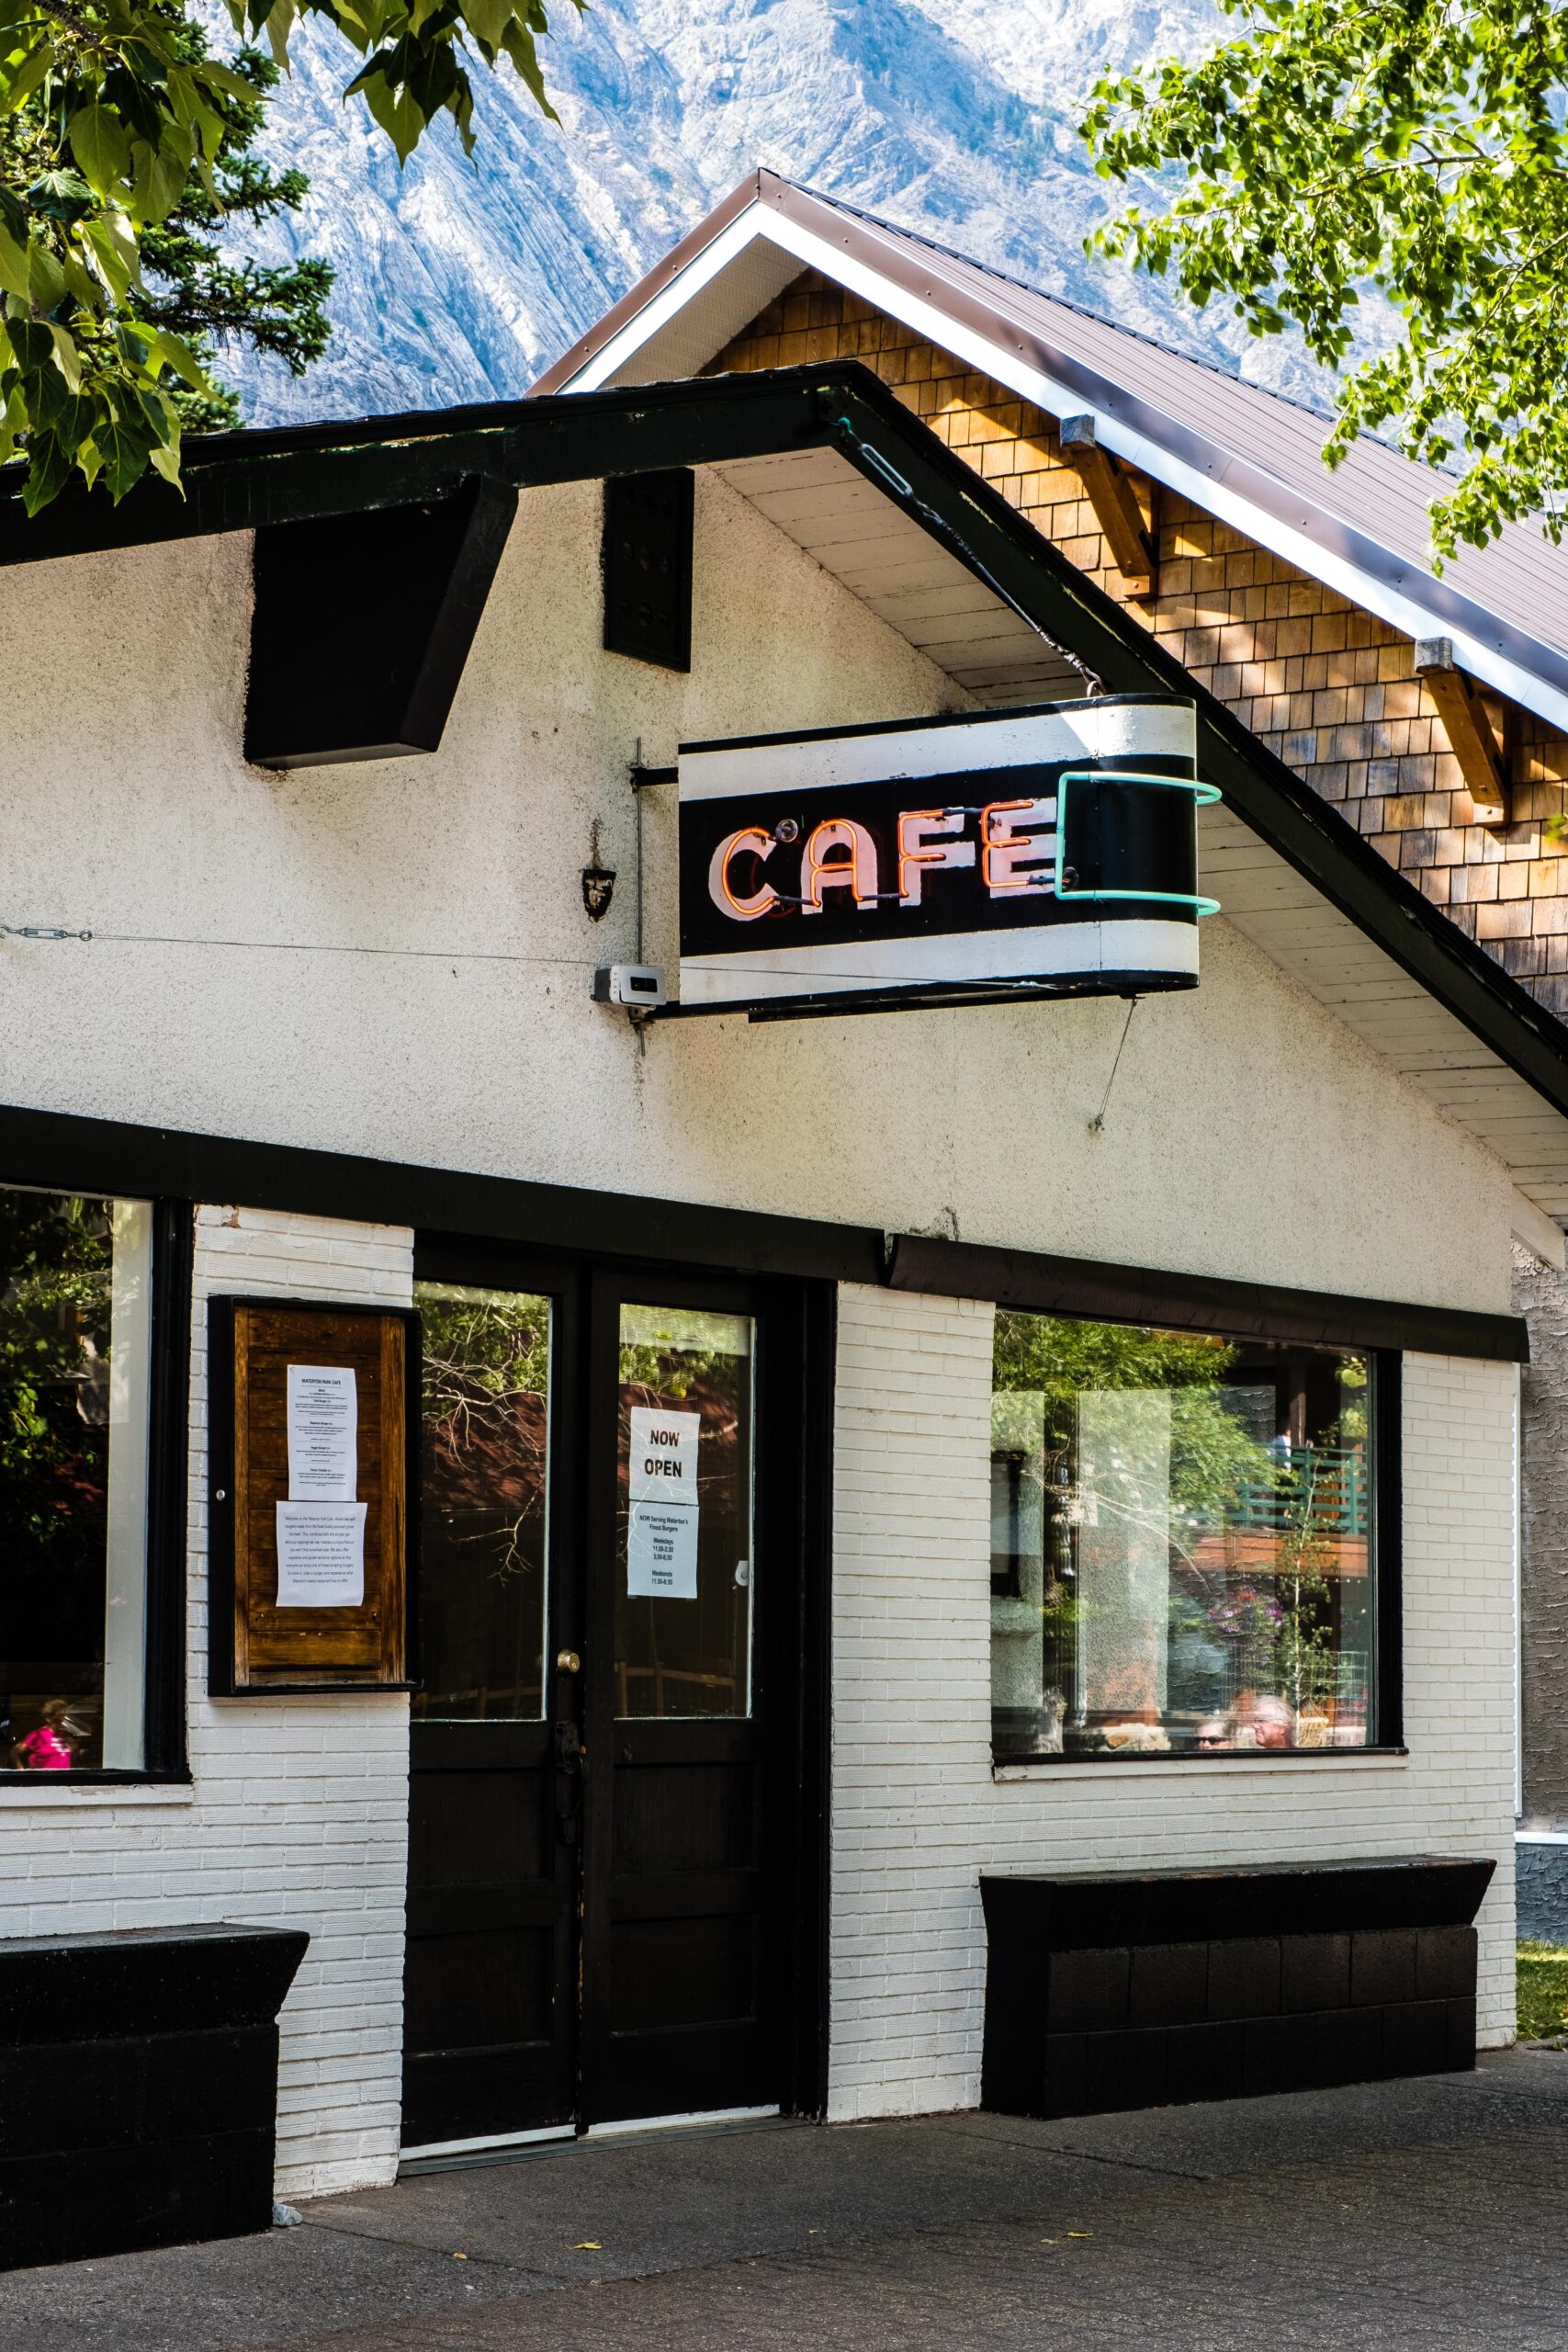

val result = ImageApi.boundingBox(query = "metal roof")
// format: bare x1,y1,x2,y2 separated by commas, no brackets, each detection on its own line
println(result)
535,170,1568,736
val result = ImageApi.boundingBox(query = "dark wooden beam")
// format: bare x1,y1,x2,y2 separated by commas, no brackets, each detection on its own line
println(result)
1060,413,1157,597
0,369,860,571
603,469,694,671
1416,636,1509,824
244,475,517,769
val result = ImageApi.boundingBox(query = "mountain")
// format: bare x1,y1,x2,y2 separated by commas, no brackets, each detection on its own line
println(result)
219,0,1340,428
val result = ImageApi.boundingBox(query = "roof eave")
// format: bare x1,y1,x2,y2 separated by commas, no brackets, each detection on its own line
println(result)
544,177,1568,733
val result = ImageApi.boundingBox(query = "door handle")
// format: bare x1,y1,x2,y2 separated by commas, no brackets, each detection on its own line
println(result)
553,1716,584,1848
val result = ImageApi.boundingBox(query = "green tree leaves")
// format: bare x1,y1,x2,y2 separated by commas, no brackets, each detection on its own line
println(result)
0,0,576,513
1081,0,1568,560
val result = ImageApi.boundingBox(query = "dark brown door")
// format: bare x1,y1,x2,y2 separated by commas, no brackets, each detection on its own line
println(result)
402,1264,581,2150
580,1275,782,2125
403,1254,816,2149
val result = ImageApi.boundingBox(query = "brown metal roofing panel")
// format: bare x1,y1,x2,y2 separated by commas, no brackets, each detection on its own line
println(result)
787,184,1568,662
568,172,1568,674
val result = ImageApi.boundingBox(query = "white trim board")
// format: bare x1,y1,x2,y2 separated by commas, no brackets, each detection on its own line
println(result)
557,200,1568,736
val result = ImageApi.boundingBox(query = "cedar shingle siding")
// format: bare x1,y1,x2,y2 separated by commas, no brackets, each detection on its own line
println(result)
713,269,1568,1014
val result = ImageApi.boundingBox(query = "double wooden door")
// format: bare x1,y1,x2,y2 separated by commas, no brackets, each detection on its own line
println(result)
401,1250,816,2148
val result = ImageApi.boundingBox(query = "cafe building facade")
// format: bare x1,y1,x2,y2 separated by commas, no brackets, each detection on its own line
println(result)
0,356,1562,2264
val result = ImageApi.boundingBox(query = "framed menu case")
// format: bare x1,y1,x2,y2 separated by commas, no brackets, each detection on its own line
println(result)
207,1295,420,1695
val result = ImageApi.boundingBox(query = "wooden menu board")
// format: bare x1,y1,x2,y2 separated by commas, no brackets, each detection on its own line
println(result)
208,1296,418,1695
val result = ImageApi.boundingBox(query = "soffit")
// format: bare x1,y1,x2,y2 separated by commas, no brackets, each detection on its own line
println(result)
708,447,1568,1216
710,447,1088,703
1200,802,1568,1218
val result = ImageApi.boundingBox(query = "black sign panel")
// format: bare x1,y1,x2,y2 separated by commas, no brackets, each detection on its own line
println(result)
674,697,1214,1018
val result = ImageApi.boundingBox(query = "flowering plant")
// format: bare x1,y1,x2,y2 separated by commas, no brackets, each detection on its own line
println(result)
1207,1587,1285,1644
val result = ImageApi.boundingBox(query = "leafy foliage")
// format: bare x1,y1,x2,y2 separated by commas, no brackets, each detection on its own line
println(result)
0,1189,113,1554
991,1313,1369,1736
0,1192,117,1747
0,0,577,510
1081,0,1568,560
138,35,332,432
1517,1941,1568,2040
419,1283,550,1589
991,1311,1275,1530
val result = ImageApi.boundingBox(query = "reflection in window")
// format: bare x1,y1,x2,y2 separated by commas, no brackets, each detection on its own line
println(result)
615,1304,754,1720
0,1189,153,1774
415,1282,551,1721
990,1313,1375,1761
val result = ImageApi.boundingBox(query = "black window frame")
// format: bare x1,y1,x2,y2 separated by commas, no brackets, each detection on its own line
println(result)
987,1314,1404,1768
0,1193,192,1786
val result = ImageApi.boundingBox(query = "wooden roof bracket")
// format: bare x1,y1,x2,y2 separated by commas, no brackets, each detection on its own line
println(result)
245,474,518,770
1060,413,1157,599
1416,637,1510,825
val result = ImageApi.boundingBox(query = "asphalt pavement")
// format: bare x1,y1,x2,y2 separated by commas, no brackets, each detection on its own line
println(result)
7,2050,1568,2350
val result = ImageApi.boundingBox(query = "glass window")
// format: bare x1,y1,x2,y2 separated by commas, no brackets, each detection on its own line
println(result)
990,1311,1376,1761
0,1189,154,1774
415,1282,552,1721
615,1303,754,1719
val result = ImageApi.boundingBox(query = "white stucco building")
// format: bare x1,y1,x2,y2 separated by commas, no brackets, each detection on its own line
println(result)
0,360,1554,2264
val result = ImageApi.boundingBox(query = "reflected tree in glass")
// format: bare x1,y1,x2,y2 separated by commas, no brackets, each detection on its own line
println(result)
416,1283,552,1721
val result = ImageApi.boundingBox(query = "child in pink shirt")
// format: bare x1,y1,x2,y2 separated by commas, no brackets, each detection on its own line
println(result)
15,1702,82,1770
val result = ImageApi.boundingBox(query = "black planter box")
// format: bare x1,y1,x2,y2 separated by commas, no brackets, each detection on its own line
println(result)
0,1920,308,2272
981,1857,1494,2120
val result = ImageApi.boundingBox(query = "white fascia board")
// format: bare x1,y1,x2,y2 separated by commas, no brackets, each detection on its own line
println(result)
555,203,777,394
563,207,1568,737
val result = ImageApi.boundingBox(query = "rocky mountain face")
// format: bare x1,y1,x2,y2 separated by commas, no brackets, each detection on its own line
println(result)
220,0,1336,427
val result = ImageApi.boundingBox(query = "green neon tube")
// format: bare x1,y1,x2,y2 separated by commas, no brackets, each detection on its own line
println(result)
1054,769,1222,917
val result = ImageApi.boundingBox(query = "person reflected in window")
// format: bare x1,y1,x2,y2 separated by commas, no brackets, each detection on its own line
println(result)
14,1700,85,1770
1247,1694,1293,1750
1194,1714,1233,1751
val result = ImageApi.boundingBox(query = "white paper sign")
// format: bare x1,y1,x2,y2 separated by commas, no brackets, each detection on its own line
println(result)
276,1500,367,1607
628,1408,700,1505
626,1499,700,1600
288,1364,358,1501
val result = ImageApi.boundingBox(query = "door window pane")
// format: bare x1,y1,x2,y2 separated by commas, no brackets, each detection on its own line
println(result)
991,1312,1375,1760
615,1304,754,1719
0,1189,153,1774
416,1282,552,1721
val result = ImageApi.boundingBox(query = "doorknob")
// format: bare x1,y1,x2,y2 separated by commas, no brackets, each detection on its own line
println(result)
556,1649,581,1675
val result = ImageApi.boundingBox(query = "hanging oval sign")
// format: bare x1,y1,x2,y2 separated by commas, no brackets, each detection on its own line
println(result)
675,695,1217,1019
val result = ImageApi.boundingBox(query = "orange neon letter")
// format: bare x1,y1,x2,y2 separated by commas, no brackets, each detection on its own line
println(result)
981,795,1055,896
897,808,976,905
803,819,879,913
708,828,780,922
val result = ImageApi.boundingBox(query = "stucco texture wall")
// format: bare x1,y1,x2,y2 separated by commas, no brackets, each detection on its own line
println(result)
829,1283,1519,2121
0,469,1517,1319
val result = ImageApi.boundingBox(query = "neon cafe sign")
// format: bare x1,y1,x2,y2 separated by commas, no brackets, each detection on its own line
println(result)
675,695,1218,1018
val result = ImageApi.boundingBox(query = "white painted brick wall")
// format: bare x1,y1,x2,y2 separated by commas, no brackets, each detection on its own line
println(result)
829,1283,1519,2121
4,1243,1518,2175
0,1204,415,2199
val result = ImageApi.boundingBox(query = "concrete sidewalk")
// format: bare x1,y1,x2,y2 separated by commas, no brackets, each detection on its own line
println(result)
9,2051,1568,2350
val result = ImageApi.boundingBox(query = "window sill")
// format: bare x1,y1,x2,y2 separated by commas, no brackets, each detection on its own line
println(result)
994,1748,1410,1782
0,1773,194,1804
